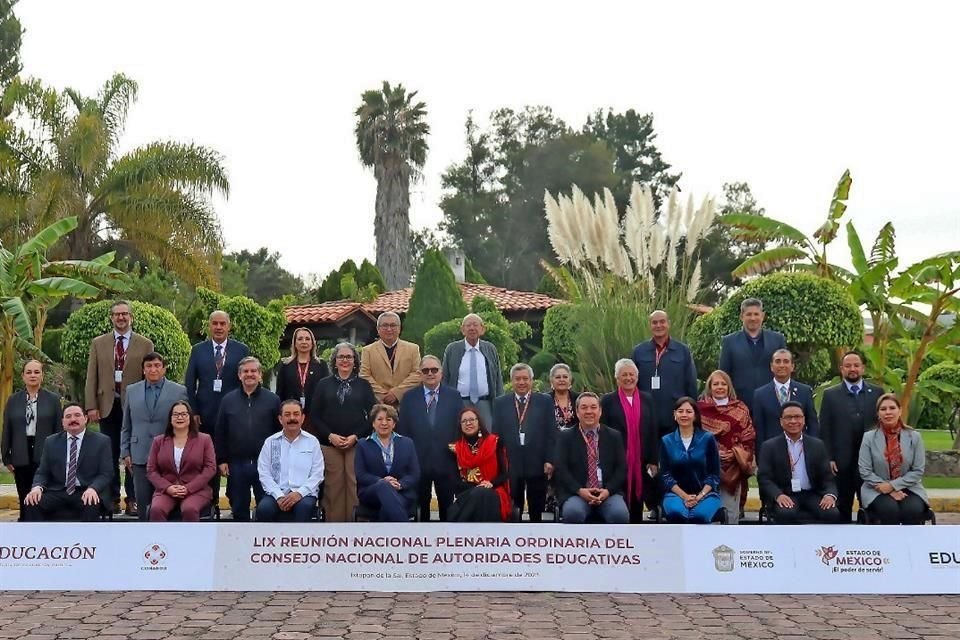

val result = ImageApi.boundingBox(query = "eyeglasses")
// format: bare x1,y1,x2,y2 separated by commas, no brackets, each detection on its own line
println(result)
336,355,354,360
421,367,440,374
782,415,805,422
171,412,191,418
460,418,478,425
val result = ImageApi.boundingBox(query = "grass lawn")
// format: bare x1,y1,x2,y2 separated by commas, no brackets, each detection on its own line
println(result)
919,429,956,452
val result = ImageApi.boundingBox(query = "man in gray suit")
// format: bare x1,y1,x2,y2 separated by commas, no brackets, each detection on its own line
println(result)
121,352,188,519
441,313,504,429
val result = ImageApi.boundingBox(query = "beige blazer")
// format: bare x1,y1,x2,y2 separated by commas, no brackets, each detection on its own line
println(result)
359,339,422,405
858,427,928,509
84,331,155,419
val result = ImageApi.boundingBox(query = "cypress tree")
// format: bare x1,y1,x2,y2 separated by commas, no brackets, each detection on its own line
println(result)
404,249,468,346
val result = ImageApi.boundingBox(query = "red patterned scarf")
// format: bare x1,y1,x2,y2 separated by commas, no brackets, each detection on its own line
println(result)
454,434,511,521
882,421,904,480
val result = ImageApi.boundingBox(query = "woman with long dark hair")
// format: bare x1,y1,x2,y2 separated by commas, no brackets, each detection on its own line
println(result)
659,396,722,523
448,407,512,522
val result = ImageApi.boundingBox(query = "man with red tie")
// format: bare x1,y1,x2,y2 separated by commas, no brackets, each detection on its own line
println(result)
84,301,153,515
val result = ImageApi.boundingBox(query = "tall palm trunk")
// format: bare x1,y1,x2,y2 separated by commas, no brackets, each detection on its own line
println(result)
374,161,413,290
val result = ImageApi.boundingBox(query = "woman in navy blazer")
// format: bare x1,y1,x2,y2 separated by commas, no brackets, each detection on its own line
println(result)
355,404,420,521
146,401,217,521
660,397,722,523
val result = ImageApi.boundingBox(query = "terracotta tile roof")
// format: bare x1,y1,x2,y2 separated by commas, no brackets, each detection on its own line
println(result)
286,284,565,325
285,301,375,325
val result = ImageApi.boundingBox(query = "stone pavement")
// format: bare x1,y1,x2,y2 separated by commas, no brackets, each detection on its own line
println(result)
0,591,958,640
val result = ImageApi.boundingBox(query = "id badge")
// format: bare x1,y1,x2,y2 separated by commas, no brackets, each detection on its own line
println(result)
213,379,223,392
791,478,802,493
114,369,123,384
519,432,526,446
596,467,603,486
651,376,661,390
300,396,306,408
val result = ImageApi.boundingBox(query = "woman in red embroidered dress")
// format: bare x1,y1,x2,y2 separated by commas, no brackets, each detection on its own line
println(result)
447,407,512,522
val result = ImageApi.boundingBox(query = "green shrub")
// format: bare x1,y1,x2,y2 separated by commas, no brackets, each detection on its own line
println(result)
61,300,191,382
688,273,862,388
543,304,578,364
917,363,960,430
41,327,65,363
405,249,468,347
529,350,558,379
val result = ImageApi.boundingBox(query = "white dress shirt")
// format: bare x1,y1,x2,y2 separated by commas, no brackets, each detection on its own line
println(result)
457,340,490,399
258,430,325,500
786,434,811,492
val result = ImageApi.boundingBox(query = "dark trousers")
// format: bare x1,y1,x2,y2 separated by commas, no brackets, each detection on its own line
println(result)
100,397,135,504
835,466,860,523
24,488,102,522
770,490,842,524
867,491,927,525
226,458,263,521
12,458,37,521
511,475,547,522
359,479,413,522
418,470,455,522
255,495,318,522
131,464,153,520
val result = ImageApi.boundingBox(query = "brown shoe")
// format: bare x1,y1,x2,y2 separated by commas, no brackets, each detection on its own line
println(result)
125,500,138,517
113,499,122,515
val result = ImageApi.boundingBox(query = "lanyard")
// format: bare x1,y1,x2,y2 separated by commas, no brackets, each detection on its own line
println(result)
654,341,668,370
787,439,804,471
297,361,310,393
214,343,226,378
515,396,530,429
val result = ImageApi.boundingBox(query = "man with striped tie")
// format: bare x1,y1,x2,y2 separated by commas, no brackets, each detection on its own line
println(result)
23,403,114,522
552,392,629,524
752,349,819,445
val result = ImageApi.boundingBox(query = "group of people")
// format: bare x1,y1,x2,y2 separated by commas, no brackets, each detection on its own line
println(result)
1,297,931,526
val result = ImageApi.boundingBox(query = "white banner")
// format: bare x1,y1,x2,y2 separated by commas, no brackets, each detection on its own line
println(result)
1,523,957,593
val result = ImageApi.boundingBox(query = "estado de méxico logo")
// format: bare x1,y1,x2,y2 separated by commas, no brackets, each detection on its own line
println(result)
816,545,890,574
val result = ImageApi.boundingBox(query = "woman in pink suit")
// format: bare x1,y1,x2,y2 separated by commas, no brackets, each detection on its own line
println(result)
146,401,217,521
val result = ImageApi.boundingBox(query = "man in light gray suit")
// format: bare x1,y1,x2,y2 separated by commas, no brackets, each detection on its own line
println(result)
441,313,504,429
121,352,188,519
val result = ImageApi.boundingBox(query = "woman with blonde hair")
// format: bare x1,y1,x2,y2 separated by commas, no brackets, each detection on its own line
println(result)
697,369,755,524
858,393,929,524
276,327,329,436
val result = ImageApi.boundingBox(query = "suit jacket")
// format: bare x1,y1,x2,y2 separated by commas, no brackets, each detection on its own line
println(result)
757,433,837,504
146,432,217,501
752,379,819,444
354,434,420,502
184,338,250,432
396,384,463,476
599,390,659,466
632,338,699,433
2,389,62,467
492,392,555,479
85,331,154,419
440,339,504,399
32,429,113,499
553,425,626,503
718,329,787,414
818,381,884,472
359,339,422,404
858,428,928,508
121,378,189,465
274,358,329,414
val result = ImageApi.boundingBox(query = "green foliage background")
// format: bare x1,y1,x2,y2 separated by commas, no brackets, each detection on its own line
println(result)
404,249,468,347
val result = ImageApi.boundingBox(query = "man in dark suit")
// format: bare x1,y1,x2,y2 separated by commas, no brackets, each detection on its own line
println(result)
23,403,114,522
553,392,629,524
818,351,884,522
441,313,504,429
757,401,841,524
84,300,154,514
185,310,249,504
752,348,819,445
718,297,787,415
493,363,555,522
397,355,464,521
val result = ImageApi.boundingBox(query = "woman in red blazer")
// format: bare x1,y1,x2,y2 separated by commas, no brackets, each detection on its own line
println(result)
146,401,217,521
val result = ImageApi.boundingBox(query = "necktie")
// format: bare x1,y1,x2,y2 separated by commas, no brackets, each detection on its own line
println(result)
115,336,126,392
850,384,860,396
777,385,789,405
66,436,78,495
426,390,437,427
214,344,224,372
586,430,599,489
467,348,480,404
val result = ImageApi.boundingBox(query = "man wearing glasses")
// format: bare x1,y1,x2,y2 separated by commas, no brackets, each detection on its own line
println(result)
397,355,464,521
84,301,153,515
360,312,421,407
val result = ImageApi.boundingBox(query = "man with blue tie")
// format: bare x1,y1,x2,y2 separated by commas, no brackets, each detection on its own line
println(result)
752,349,819,445
718,297,787,416
441,314,503,430
819,351,884,522
184,310,250,505
397,356,464,521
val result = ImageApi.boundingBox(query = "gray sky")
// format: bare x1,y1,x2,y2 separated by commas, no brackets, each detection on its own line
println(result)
19,1,960,283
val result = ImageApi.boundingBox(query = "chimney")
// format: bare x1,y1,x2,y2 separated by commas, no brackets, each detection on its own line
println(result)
446,249,466,283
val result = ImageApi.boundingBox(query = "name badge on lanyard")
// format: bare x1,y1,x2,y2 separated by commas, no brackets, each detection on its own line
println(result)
114,370,123,384
651,376,661,390
213,379,223,392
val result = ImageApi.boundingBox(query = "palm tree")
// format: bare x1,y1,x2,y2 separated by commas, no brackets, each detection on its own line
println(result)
355,81,429,290
722,170,853,281
0,73,229,287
